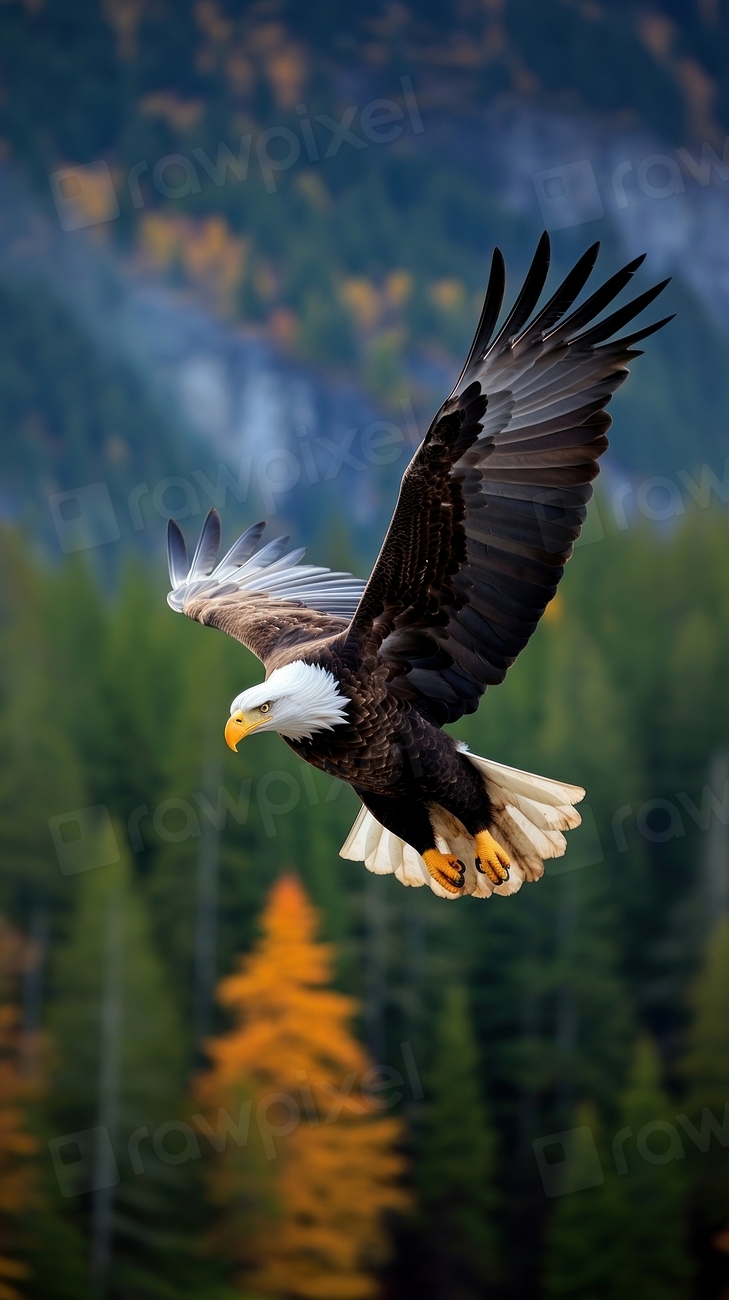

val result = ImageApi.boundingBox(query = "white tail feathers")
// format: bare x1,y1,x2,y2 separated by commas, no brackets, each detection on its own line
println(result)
339,750,584,901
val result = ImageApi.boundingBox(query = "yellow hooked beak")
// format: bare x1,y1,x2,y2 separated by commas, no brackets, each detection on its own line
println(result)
224,710,266,752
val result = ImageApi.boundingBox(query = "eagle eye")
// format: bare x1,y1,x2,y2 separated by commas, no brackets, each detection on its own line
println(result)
259,702,271,713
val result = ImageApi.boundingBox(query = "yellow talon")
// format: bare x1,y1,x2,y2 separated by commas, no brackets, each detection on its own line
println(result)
423,849,465,894
474,830,510,885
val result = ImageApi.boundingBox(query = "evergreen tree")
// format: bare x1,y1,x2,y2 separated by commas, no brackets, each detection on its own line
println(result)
416,983,498,1298
682,916,729,1230
544,1040,691,1300
0,528,84,920
198,874,407,1299
48,828,199,1298
456,600,635,1298
543,1103,614,1300
605,1037,692,1299
683,914,729,1117
461,601,637,1099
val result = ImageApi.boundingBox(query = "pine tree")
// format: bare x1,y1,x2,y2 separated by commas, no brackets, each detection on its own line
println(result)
606,1038,691,1300
198,874,407,1299
0,528,84,918
682,915,729,1230
416,983,498,1298
543,1103,615,1300
448,601,636,1298
544,1040,692,1300
48,829,195,1298
682,913,729,1113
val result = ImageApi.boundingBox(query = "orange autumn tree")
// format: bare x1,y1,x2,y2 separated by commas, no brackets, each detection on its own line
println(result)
0,919,38,1300
198,875,407,1299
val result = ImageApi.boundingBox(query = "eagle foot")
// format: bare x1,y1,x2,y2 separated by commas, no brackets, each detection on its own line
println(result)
422,850,465,894
474,830,510,886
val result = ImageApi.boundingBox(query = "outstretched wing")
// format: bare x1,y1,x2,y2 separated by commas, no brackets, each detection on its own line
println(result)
344,234,673,725
167,509,365,668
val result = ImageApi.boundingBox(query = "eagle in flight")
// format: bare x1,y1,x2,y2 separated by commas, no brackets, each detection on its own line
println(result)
167,235,670,900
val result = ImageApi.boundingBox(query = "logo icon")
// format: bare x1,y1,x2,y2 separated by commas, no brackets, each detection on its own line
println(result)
534,1125,604,1197
533,161,604,231
49,1126,120,1198
49,161,120,231
49,806,120,876
48,483,120,554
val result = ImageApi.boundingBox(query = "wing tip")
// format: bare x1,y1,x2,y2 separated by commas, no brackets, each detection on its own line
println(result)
166,517,188,588
166,515,363,622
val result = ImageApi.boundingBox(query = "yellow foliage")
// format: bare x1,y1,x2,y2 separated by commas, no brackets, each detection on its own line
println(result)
195,0,232,45
199,876,407,1300
341,272,411,341
137,214,247,316
138,92,205,132
102,0,144,60
56,163,118,226
137,213,180,270
269,307,299,348
430,278,465,312
194,6,307,104
341,279,382,333
265,44,308,109
383,271,412,309
543,592,565,624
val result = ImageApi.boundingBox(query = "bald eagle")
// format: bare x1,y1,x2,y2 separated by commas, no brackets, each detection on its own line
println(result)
167,235,670,900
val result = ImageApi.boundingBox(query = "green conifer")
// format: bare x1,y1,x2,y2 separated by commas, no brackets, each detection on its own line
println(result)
48,829,197,1296
545,1040,692,1300
417,983,498,1297
682,916,729,1229
543,1102,614,1300
606,1037,692,1299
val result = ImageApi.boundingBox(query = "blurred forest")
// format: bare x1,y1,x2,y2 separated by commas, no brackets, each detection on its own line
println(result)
1,507,728,1299
0,1,729,1298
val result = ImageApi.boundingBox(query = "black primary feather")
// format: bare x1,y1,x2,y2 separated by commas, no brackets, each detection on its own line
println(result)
344,235,672,725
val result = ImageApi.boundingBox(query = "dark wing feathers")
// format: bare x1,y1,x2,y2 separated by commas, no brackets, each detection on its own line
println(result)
546,254,645,342
167,519,189,589
487,230,551,352
344,234,670,724
455,248,506,387
509,240,599,348
167,237,669,726
573,279,670,348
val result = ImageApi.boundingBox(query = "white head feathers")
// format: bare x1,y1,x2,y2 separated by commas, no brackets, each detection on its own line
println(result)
230,661,350,742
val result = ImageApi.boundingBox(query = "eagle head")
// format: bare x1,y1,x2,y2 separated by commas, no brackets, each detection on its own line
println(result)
225,660,349,749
